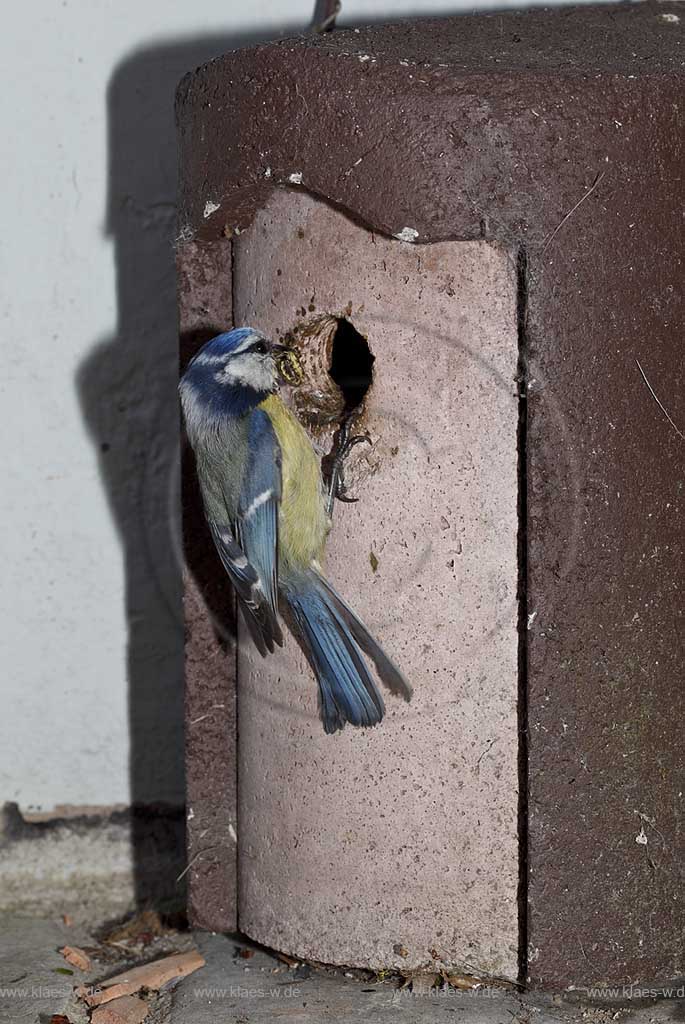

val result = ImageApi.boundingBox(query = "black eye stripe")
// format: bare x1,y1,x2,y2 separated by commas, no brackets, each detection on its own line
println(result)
226,338,268,359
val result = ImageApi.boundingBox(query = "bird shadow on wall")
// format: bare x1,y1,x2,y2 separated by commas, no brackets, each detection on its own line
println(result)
75,27,298,914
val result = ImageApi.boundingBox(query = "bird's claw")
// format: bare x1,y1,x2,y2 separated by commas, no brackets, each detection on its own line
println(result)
335,471,360,503
338,432,372,459
326,423,372,517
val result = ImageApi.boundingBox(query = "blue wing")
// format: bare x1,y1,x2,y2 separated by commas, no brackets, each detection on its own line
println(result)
206,520,279,655
236,409,282,624
207,409,284,656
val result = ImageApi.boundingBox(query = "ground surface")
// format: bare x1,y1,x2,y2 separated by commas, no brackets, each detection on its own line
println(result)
1,914,684,1024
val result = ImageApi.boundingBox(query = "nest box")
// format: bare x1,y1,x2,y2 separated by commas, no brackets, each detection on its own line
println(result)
176,5,684,989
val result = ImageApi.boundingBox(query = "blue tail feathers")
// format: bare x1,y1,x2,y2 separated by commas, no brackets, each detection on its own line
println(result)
283,574,387,733
283,572,412,734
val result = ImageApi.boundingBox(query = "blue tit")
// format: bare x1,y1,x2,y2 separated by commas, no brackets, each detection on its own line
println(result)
179,326,412,733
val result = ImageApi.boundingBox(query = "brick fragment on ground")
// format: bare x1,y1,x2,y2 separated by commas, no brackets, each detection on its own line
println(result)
59,944,92,971
91,994,149,1024
77,949,205,1007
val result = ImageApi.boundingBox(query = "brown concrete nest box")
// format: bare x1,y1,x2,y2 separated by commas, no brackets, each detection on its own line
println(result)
176,5,684,992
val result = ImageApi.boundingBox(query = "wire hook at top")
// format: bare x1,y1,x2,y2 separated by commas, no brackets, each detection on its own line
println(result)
311,0,341,33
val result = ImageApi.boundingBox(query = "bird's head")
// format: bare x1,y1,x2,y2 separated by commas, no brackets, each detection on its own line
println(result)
180,327,298,433
187,327,288,395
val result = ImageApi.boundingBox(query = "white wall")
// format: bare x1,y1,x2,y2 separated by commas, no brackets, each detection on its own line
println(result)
1,0,606,812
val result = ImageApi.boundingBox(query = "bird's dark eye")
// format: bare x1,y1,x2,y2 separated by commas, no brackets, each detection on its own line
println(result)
251,340,268,355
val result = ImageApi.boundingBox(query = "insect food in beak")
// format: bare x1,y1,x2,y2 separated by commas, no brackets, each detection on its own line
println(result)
276,348,305,386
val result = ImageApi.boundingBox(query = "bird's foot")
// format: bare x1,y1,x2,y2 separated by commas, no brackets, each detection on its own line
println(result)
326,418,372,518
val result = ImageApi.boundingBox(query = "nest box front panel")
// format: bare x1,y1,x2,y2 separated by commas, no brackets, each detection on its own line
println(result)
233,190,520,976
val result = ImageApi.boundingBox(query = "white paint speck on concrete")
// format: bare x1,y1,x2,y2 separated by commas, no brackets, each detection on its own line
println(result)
394,226,419,243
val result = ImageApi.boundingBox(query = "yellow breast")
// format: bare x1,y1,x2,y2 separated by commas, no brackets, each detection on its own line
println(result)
259,395,329,569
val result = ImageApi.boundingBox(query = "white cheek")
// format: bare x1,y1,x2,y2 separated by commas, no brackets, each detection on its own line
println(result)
216,356,273,391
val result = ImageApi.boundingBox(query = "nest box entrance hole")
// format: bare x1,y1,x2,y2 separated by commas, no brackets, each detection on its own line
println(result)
328,317,374,414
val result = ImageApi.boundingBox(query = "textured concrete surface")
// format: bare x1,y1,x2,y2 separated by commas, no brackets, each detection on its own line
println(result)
0,916,88,1024
172,933,526,1024
0,802,185,922
178,240,239,933
0,914,188,1024
2,917,683,1024
171,933,685,1024
233,190,519,976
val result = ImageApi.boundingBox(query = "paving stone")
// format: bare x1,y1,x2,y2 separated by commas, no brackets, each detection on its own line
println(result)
2,916,682,1024
170,933,685,1024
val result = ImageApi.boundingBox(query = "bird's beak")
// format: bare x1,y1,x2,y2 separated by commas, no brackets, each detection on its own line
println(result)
274,345,305,386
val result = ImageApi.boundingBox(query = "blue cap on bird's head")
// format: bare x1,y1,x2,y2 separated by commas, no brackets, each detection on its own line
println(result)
190,326,268,363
